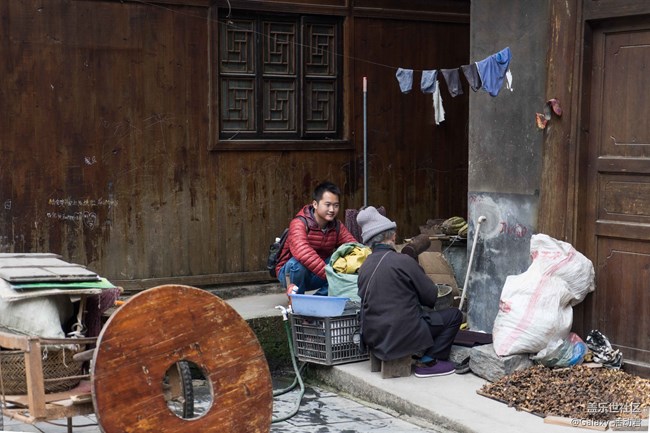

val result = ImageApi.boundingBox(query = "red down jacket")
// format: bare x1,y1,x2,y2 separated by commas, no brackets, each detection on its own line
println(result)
275,204,357,280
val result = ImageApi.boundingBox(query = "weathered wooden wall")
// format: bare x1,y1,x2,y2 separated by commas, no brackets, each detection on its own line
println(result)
0,0,469,288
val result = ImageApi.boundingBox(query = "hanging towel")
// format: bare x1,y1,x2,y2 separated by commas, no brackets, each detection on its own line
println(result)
461,63,482,92
505,69,514,92
476,47,512,97
420,70,438,93
440,68,464,97
395,68,414,93
432,80,445,125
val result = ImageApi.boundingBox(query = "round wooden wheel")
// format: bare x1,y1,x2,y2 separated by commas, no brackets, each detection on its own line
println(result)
91,285,273,433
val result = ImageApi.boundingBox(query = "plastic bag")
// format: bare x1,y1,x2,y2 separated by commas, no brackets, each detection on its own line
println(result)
585,329,622,368
531,332,587,367
492,234,595,356
326,242,370,302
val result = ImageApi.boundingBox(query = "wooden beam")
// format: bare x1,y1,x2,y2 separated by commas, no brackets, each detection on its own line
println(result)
544,416,608,431
538,0,581,241
112,271,276,292
583,0,650,20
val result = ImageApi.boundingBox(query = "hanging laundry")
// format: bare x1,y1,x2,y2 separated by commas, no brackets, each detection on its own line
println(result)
440,68,464,97
461,63,482,92
420,70,438,93
395,68,414,93
476,47,512,97
505,69,514,91
432,79,445,125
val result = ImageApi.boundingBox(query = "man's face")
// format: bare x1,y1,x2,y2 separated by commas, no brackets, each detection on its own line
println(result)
313,191,340,226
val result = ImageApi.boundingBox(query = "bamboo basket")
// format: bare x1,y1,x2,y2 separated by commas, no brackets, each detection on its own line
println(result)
0,348,84,395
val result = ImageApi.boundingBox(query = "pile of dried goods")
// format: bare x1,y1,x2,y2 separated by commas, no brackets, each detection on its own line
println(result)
479,365,650,421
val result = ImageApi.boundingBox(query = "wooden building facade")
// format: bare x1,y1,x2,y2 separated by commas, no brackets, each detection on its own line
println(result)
2,0,648,376
0,0,470,287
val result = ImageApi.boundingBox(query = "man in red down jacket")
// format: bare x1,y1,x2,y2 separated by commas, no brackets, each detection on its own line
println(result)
276,181,357,296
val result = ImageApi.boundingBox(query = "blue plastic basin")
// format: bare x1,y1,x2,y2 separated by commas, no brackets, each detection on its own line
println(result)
289,294,349,317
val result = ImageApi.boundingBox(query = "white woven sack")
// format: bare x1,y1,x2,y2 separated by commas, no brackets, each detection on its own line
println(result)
492,234,595,357
0,295,73,339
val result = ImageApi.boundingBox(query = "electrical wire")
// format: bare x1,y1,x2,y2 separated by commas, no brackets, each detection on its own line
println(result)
122,0,407,72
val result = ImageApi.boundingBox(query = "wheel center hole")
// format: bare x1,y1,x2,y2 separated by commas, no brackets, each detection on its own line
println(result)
163,360,212,419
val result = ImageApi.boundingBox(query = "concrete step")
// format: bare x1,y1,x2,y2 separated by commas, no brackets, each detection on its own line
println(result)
225,291,288,320
227,293,611,433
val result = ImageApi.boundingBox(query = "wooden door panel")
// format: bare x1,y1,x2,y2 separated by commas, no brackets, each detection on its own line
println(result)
596,239,650,365
584,19,650,375
601,29,650,157
599,175,650,221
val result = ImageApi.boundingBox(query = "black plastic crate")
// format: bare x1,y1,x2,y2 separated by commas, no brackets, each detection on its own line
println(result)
290,312,368,365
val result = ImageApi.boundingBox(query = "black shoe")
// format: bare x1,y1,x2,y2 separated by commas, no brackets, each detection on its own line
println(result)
454,356,471,374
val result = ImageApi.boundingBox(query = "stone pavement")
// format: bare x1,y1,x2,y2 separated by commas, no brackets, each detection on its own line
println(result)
1,383,435,433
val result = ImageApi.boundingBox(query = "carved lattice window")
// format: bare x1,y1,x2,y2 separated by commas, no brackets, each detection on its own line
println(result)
219,13,342,141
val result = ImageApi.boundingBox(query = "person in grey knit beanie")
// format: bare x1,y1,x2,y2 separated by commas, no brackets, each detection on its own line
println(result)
356,206,397,245
356,206,463,378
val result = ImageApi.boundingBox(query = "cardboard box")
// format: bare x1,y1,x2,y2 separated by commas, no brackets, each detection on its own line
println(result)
418,251,460,295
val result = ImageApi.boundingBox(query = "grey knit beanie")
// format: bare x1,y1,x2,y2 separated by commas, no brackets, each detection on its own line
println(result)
357,206,397,244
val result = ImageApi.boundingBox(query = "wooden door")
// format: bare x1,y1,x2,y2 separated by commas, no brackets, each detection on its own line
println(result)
581,17,650,376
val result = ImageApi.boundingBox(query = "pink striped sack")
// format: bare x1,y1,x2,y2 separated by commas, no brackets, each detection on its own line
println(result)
492,234,595,357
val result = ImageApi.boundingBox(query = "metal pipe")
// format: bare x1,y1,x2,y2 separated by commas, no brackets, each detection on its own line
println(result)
363,77,368,207
458,215,487,312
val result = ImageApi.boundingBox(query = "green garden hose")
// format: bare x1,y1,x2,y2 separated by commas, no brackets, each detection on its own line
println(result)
271,306,306,424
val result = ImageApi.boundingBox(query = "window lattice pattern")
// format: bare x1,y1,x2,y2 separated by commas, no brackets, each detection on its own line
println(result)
220,20,254,74
221,79,255,131
304,23,336,76
263,80,296,132
305,81,335,132
218,14,340,140
263,22,296,75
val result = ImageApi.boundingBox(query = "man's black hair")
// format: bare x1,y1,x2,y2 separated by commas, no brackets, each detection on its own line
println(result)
313,181,341,202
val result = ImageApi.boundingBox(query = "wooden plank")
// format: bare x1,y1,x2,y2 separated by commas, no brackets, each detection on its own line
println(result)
69,393,93,404
584,0,650,20
23,341,46,419
0,329,34,351
380,356,412,379
544,415,608,431
112,270,275,292
538,0,580,240
0,255,99,282
0,253,61,259
2,401,94,422
213,0,348,15
38,336,97,346
2,381,92,405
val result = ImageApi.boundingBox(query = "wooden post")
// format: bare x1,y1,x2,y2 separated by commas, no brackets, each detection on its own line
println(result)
23,338,46,419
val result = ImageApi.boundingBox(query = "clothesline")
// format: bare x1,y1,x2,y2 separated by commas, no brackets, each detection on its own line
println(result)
394,47,513,125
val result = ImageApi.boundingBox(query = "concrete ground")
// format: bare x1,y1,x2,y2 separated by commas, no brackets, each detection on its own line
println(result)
233,293,648,433
2,292,647,433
